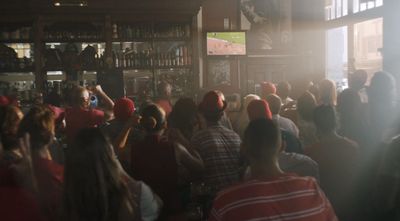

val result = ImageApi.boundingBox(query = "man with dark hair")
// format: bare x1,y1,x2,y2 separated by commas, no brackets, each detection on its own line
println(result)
246,99,318,178
266,94,299,137
209,118,337,221
349,69,368,103
191,91,242,192
306,105,359,220
276,81,293,105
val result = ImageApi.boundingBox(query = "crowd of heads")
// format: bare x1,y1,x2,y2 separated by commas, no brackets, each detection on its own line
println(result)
0,69,399,221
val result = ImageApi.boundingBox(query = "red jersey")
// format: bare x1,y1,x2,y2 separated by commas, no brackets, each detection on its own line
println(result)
0,187,46,221
209,174,337,221
65,107,104,143
33,157,64,221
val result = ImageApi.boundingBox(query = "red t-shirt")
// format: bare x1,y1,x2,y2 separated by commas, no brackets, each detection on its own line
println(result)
155,99,172,116
47,105,65,125
209,174,337,221
65,107,104,143
0,187,46,221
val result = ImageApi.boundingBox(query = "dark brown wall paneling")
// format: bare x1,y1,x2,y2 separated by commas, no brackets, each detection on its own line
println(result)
202,0,240,93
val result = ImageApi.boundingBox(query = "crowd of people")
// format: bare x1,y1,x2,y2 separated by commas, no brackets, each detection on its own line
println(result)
0,69,399,221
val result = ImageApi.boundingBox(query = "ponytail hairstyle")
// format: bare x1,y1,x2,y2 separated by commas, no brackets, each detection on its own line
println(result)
140,104,166,133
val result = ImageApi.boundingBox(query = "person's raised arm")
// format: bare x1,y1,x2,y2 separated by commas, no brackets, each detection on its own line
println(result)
93,85,114,111
169,128,204,175
114,115,141,150
175,142,204,175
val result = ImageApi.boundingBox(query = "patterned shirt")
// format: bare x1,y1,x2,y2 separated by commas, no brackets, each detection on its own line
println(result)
191,124,242,192
209,174,337,221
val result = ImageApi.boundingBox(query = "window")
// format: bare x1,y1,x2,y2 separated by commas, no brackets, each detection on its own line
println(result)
353,18,383,81
6,43,32,59
353,0,383,13
326,0,349,20
326,0,383,20
326,26,348,88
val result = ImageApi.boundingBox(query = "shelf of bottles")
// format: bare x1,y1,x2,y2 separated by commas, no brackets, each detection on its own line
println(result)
0,23,33,43
0,23,35,73
153,23,191,40
111,23,192,69
43,22,105,43
44,42,105,72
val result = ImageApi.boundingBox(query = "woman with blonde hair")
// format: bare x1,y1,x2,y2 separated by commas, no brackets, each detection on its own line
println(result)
318,79,337,106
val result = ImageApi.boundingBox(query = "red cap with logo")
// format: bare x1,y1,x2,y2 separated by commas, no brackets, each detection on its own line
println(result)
114,97,135,121
247,99,273,121
199,91,227,113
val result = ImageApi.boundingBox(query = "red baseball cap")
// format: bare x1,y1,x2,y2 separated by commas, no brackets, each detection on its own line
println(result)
247,99,272,121
0,96,10,106
199,91,227,113
113,97,135,121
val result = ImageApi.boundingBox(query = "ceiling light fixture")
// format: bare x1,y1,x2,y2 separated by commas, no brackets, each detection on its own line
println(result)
54,0,88,7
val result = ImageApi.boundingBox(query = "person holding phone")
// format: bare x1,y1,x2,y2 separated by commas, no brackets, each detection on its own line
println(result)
65,85,114,144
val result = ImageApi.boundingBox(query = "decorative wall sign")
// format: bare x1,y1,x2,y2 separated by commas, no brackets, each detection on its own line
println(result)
240,0,292,53
208,59,231,86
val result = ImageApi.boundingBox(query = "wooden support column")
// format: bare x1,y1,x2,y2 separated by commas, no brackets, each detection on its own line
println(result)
33,16,45,93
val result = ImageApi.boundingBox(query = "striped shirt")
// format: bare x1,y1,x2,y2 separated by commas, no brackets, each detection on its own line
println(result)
191,124,242,192
209,174,337,221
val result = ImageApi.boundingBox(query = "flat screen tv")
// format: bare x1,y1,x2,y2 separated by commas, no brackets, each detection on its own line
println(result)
206,32,246,56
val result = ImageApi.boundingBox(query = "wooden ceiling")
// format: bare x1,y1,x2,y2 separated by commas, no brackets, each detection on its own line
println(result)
0,0,203,20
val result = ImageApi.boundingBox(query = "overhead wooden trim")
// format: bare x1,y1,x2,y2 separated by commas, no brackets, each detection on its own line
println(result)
325,6,384,29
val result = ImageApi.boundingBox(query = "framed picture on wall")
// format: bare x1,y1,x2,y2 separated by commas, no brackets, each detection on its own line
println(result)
207,59,231,87
240,0,292,54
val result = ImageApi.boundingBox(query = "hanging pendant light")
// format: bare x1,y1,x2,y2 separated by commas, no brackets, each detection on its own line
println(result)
54,0,88,7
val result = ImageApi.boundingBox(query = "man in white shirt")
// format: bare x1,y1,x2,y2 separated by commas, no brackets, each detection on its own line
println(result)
266,94,299,137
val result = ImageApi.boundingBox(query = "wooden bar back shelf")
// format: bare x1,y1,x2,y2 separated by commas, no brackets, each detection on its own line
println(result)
0,0,203,98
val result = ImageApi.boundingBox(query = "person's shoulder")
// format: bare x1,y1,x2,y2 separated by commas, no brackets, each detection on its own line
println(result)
90,108,104,115
281,115,296,125
278,174,320,191
340,136,359,149
217,125,241,137
191,129,210,140
216,175,318,199
34,158,64,181
213,180,259,202
281,152,317,165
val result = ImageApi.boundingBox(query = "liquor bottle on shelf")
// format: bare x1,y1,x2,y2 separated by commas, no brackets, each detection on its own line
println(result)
112,23,118,39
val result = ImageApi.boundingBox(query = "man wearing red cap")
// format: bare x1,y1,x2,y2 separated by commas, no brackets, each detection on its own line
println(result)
0,96,10,106
191,91,242,192
102,97,135,143
101,97,136,169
